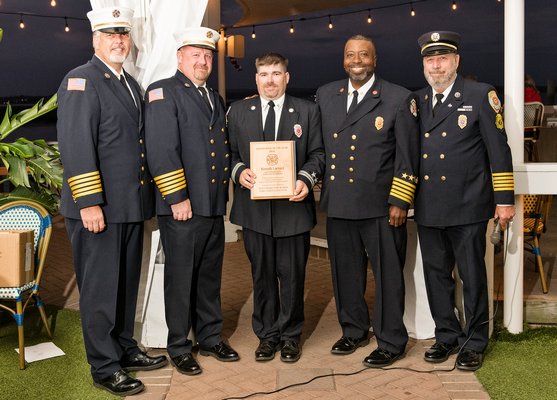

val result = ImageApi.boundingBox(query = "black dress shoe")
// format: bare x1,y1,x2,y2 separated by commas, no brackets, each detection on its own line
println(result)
170,353,202,375
363,348,404,368
121,351,169,371
199,341,239,362
331,335,370,355
280,340,301,363
255,340,280,361
424,342,460,363
456,349,484,371
93,369,144,396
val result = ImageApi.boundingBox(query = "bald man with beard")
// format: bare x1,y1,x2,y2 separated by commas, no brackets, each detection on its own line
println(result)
316,34,420,368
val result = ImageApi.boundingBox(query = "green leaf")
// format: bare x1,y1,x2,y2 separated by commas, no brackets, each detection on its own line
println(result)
0,140,36,158
0,103,12,134
0,186,59,214
1,154,31,187
0,94,58,140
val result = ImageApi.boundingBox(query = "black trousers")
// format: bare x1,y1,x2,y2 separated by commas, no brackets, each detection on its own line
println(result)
158,214,224,358
65,218,143,381
327,216,408,354
243,228,309,342
417,222,489,352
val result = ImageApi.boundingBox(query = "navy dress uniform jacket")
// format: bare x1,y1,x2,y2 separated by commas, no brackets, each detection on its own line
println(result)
316,76,420,218
414,75,515,227
144,71,230,216
57,56,154,223
228,95,325,237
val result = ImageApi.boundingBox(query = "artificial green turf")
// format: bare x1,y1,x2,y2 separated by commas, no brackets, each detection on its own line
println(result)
0,307,118,400
477,326,557,400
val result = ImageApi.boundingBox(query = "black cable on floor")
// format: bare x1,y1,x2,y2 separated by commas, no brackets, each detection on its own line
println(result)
222,222,511,400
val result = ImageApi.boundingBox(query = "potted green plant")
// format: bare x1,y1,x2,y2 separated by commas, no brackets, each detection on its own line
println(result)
0,96,62,214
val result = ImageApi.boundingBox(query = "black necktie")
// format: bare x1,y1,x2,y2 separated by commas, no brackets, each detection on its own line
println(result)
347,90,359,114
432,93,444,116
119,75,133,99
263,101,276,141
198,86,213,112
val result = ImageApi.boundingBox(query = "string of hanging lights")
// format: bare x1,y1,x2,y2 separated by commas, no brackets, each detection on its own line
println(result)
0,0,502,35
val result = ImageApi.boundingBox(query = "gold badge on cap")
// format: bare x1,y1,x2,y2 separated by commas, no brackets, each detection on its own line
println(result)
431,32,440,42
495,113,504,129
458,114,467,129
410,98,418,117
206,30,213,38
488,90,502,113
112,9,120,18
375,116,384,131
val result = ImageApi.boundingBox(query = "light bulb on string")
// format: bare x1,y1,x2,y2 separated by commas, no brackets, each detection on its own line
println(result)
251,26,256,39
19,14,25,29
289,21,294,34
64,17,70,32
328,15,333,29
51,0,57,6
452,1,457,10
367,10,372,24
410,4,416,17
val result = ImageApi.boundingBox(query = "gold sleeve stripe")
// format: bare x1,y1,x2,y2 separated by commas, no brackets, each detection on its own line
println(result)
69,178,102,190
154,168,185,183
72,183,103,194
389,189,414,204
67,171,103,199
159,181,187,196
493,172,515,191
393,177,417,191
72,187,103,200
68,170,100,184
157,177,186,191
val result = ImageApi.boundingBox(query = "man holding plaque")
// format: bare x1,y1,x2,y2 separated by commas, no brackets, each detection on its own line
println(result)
228,53,325,363
316,35,420,368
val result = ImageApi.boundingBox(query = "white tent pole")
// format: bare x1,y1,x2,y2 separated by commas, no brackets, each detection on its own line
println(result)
503,0,524,334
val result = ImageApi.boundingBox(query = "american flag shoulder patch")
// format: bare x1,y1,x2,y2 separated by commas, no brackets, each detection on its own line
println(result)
67,78,86,91
149,88,164,103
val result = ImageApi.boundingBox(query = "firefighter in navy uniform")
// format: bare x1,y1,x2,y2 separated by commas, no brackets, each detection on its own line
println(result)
316,35,420,368
144,27,239,377
57,6,167,397
228,53,325,363
414,31,515,371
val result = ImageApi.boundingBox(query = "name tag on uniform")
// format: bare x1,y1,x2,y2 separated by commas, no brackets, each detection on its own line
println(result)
457,105,473,112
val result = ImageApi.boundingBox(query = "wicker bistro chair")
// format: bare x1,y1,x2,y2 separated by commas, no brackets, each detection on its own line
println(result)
524,102,544,162
523,195,553,294
0,200,53,369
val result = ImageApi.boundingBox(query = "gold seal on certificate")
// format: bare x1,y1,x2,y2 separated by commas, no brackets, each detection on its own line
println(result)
250,140,296,200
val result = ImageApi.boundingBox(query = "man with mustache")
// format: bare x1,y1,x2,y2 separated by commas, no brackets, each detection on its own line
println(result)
57,6,167,396
414,31,515,371
316,35,420,367
228,53,324,362
144,27,239,376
